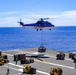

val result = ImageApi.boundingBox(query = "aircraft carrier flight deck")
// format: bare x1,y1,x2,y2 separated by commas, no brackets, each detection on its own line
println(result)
0,48,76,75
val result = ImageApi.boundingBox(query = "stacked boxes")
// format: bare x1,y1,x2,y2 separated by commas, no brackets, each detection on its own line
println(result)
56,52,65,60
0,50,9,65
38,46,46,52
14,53,34,64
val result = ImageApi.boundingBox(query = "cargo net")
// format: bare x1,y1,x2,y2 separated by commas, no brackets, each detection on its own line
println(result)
38,46,46,53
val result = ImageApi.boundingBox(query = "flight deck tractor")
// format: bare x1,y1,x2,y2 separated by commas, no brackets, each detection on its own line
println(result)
14,53,34,64
50,67,63,75
0,50,9,65
23,64,36,74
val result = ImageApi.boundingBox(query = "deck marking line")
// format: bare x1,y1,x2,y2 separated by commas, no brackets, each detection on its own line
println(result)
3,52,72,61
37,70,50,75
18,69,50,75
8,62,50,75
4,65,20,71
4,50,72,61
45,55,72,61
35,60,75,70
4,65,50,75
2,53,13,56
4,52,74,69
18,51,72,61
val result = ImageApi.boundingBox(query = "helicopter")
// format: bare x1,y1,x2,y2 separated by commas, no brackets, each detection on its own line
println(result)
18,18,55,31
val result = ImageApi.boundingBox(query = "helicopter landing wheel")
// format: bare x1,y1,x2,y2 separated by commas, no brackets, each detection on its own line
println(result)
36,29,38,31
40,29,42,31
49,29,51,30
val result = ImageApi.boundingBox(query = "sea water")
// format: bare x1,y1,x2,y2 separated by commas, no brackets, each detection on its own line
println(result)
0,26,76,52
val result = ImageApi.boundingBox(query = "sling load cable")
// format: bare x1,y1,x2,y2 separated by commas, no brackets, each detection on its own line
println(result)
40,30,43,46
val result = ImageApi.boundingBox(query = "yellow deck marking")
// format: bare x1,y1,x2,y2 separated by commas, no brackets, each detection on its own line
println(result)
3,52,75,70
34,59,75,69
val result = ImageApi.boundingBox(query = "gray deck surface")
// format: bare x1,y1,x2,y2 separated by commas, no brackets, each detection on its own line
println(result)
0,48,76,75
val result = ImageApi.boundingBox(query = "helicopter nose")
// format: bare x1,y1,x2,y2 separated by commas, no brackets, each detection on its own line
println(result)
51,24,55,27
53,25,55,27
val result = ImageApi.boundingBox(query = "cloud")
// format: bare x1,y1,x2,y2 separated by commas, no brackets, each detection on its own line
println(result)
52,10,76,26
0,17,19,27
61,10,76,19
0,11,20,27
0,10,76,27
0,12,19,15
24,10,76,26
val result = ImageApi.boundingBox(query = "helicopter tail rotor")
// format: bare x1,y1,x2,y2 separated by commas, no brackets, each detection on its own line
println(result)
17,19,21,23
17,19,24,26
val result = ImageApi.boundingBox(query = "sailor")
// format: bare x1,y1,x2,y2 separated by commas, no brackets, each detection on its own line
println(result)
69,51,71,58
16,57,18,65
56,52,60,60
7,67,9,75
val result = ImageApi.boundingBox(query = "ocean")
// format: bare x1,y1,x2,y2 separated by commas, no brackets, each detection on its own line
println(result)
0,26,76,52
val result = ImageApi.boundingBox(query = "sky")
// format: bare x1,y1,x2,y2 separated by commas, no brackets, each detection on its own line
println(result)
0,0,76,27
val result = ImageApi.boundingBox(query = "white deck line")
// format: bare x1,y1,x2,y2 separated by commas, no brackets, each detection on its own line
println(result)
4,65,20,71
18,50,72,61
4,52,75,70
3,51,73,61
3,49,72,61
8,62,50,75
2,53,13,56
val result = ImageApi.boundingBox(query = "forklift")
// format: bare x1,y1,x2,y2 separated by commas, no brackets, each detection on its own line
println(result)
0,58,4,65
23,64,36,74
0,57,9,65
0,50,9,65
50,67,63,75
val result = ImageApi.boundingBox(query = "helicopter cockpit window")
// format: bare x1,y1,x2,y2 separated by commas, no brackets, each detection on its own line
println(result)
48,22,52,25
36,21,42,24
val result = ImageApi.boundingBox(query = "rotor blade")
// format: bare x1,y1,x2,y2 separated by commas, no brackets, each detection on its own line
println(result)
43,18,50,20
26,17,38,20
49,18,58,19
17,19,22,26
26,17,58,20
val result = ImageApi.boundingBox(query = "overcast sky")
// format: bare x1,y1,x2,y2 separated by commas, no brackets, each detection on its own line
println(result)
0,0,76,27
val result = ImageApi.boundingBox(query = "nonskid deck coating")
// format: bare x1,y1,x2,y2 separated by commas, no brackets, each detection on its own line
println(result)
0,48,76,75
